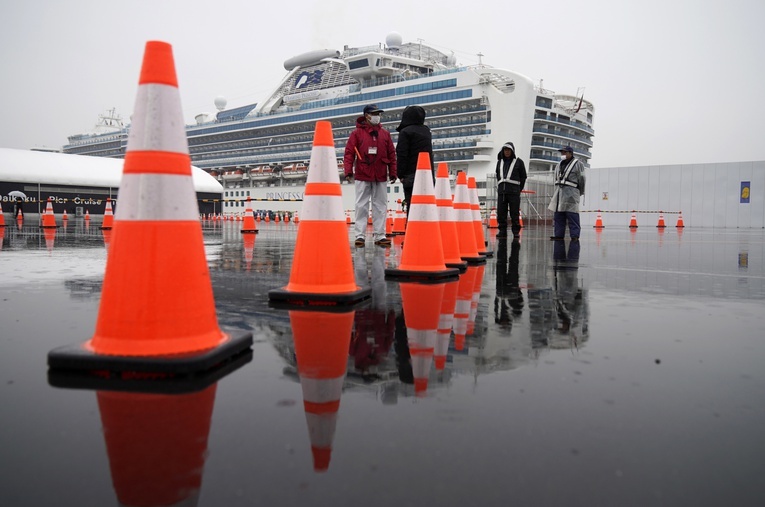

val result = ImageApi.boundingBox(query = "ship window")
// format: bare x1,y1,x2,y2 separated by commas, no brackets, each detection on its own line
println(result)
349,59,369,69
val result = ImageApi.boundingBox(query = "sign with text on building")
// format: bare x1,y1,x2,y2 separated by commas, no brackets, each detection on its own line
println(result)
740,181,750,203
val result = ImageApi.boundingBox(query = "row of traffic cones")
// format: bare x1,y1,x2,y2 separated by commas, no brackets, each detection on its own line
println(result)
593,210,685,228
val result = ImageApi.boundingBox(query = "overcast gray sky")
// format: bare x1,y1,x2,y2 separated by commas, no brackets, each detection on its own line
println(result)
1,0,762,167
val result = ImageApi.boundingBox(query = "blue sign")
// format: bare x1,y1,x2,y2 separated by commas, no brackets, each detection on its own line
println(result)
740,181,750,203
294,70,324,89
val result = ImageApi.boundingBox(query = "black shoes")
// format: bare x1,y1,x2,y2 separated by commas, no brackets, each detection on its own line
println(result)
374,238,392,247
354,238,365,247
550,236,565,240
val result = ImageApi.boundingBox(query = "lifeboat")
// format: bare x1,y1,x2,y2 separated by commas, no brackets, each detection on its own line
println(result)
221,169,245,181
251,165,274,181
281,163,308,180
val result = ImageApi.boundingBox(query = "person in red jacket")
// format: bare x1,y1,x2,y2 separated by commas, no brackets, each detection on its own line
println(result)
344,104,397,247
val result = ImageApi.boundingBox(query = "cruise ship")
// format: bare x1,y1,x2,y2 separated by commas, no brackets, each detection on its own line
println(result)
62,33,595,215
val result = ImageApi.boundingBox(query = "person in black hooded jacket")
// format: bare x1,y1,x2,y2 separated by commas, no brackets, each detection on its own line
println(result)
395,105,433,216
495,141,527,237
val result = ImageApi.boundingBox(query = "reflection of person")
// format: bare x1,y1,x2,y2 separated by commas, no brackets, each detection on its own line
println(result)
494,238,524,328
393,308,414,385
548,146,585,240
13,197,24,218
344,104,397,248
395,105,433,217
553,239,586,341
350,248,395,380
495,142,527,238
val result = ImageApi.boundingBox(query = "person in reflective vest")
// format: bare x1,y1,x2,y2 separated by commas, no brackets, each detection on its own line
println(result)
548,146,586,240
495,141,527,238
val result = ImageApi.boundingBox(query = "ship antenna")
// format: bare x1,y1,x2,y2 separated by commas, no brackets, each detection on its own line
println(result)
477,52,484,66
417,38,424,60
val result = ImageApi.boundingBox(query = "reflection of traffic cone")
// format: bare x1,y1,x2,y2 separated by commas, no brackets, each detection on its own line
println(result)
62,209,68,222
241,197,258,233
656,212,666,228
44,227,56,254
401,283,444,396
84,210,91,222
100,198,114,230
453,266,477,351
392,200,406,234
435,163,467,273
0,202,5,228
291,310,353,472
243,232,256,271
488,208,498,228
629,212,638,228
595,227,603,246
102,229,112,252
385,153,460,282
593,210,604,229
435,280,459,370
97,385,217,506
293,211,299,224
385,209,393,236
41,197,57,228
48,41,252,374
468,177,492,257
676,211,685,228
467,264,485,336
269,121,371,308
518,209,524,228
453,172,485,264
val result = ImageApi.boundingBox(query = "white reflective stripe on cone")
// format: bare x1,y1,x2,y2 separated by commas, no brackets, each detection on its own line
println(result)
454,299,471,317
127,84,188,153
407,328,437,348
301,195,346,221
408,203,439,222
438,313,454,331
300,375,345,404
412,169,435,195
305,412,338,447
116,174,200,221
306,147,340,183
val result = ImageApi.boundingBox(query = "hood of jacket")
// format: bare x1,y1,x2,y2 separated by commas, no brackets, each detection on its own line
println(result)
396,105,426,132
497,141,516,160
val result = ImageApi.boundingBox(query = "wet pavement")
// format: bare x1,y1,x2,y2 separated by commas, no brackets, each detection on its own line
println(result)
1,218,764,506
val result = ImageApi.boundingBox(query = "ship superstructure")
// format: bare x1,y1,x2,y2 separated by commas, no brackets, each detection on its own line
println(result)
62,33,594,213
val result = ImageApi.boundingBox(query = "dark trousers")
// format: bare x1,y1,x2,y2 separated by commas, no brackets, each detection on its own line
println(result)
553,212,581,238
498,191,521,234
403,185,413,218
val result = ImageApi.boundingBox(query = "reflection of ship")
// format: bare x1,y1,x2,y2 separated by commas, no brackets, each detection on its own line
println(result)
62,33,594,213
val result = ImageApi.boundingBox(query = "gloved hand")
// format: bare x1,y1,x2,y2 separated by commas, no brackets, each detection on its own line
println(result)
345,174,354,182
389,177,397,184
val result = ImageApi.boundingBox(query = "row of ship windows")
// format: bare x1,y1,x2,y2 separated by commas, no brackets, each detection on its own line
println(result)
190,118,489,159
297,78,457,111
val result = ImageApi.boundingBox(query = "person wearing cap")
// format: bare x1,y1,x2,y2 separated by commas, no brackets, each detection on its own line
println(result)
495,141,527,238
344,104,397,247
548,145,586,240
395,105,433,217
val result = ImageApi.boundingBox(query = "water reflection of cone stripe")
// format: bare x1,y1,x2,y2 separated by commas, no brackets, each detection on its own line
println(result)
47,41,251,372
435,280,458,370
269,122,370,307
401,282,443,396
435,163,467,272
0,202,5,227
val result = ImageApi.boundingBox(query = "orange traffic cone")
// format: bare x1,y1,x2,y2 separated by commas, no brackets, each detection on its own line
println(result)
468,177,492,257
96,385,217,506
656,211,666,228
384,153,460,282
48,41,252,376
453,266,477,351
676,211,685,228
453,172,485,264
241,197,258,233
488,208,498,228
291,310,353,472
435,162,467,272
435,279,459,371
269,121,371,308
629,211,638,228
391,200,406,234
345,210,352,225
401,282,444,396
100,197,114,230
593,210,604,229
41,197,57,228
293,211,300,224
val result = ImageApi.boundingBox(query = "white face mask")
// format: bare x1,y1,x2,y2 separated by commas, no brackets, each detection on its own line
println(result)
368,115,381,125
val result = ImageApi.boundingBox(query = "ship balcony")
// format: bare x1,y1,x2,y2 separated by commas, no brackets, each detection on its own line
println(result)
532,127,593,147
531,140,592,158
534,114,594,135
